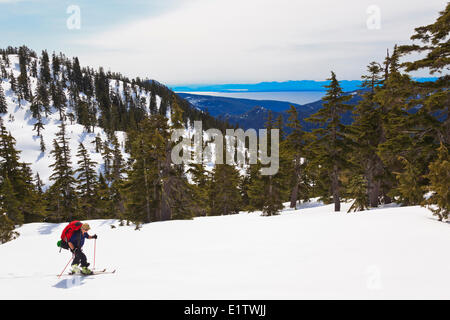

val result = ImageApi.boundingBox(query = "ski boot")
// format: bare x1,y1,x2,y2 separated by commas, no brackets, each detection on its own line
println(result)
70,264,81,275
81,266,93,275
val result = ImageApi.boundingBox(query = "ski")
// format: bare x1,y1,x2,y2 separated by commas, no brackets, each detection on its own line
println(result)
61,269,116,277
84,269,116,276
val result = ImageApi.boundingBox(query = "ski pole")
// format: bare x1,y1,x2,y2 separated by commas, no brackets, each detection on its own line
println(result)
58,255,74,279
93,238,96,270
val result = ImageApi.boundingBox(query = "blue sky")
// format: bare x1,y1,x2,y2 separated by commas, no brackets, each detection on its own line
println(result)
0,0,446,85
0,0,181,49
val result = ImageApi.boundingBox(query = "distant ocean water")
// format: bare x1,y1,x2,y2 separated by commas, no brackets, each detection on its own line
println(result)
176,91,326,105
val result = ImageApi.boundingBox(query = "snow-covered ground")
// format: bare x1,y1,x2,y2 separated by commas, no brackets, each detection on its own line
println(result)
1,200,449,300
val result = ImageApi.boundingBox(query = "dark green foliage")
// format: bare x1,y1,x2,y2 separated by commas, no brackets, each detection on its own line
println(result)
0,177,21,225
393,156,425,206
0,83,7,113
47,121,77,221
424,143,450,221
124,105,198,224
17,46,31,102
0,212,18,244
245,112,287,216
40,50,51,84
398,3,449,76
347,62,386,207
9,71,16,95
208,162,242,216
347,175,370,213
75,143,98,219
0,119,45,224
284,105,310,208
187,162,210,216
306,71,352,211
103,133,126,219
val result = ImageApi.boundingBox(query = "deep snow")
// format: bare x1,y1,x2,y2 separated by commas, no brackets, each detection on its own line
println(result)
1,201,449,299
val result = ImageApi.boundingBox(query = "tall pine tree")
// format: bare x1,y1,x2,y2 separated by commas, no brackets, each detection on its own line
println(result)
306,72,352,211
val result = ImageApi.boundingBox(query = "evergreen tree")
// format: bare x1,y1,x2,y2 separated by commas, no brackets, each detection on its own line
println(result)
246,161,265,211
124,102,196,224
124,116,165,223
0,120,44,224
246,112,286,216
187,161,210,216
0,176,21,225
52,52,60,80
40,50,51,84
149,90,157,115
75,143,98,219
101,140,113,181
424,143,450,221
9,71,16,94
0,212,18,244
17,46,30,102
208,161,242,216
72,57,83,88
347,175,370,213
347,62,386,207
93,133,103,153
0,61,7,79
51,80,67,120
31,78,50,136
47,121,77,221
35,172,44,195
160,100,197,221
0,83,7,113
393,156,424,205
95,172,113,218
30,59,37,78
18,163,46,223
39,135,46,153
109,134,126,218
95,67,112,132
396,4,449,217
306,72,352,211
375,46,430,204
284,105,310,208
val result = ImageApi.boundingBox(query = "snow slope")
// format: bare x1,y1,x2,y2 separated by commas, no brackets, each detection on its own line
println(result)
1,201,449,299
0,54,163,185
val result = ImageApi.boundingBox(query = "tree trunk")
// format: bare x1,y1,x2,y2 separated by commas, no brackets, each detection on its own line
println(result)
289,156,301,209
142,157,151,223
367,159,379,208
290,183,299,209
332,164,340,212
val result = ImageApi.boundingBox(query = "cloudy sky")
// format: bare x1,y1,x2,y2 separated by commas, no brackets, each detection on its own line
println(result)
0,0,446,85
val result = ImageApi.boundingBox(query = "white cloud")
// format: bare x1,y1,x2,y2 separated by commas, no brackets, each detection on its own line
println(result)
73,0,447,84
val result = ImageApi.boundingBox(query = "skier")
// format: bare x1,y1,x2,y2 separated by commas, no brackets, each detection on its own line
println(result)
67,223,97,275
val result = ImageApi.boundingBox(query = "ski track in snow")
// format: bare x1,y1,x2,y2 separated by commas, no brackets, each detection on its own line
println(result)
1,200,449,299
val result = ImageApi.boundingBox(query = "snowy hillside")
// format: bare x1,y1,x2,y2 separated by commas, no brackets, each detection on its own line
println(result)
1,200,449,299
0,53,163,185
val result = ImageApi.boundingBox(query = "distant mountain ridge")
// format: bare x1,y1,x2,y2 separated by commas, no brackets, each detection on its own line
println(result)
171,78,437,93
176,92,307,115
178,90,364,131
